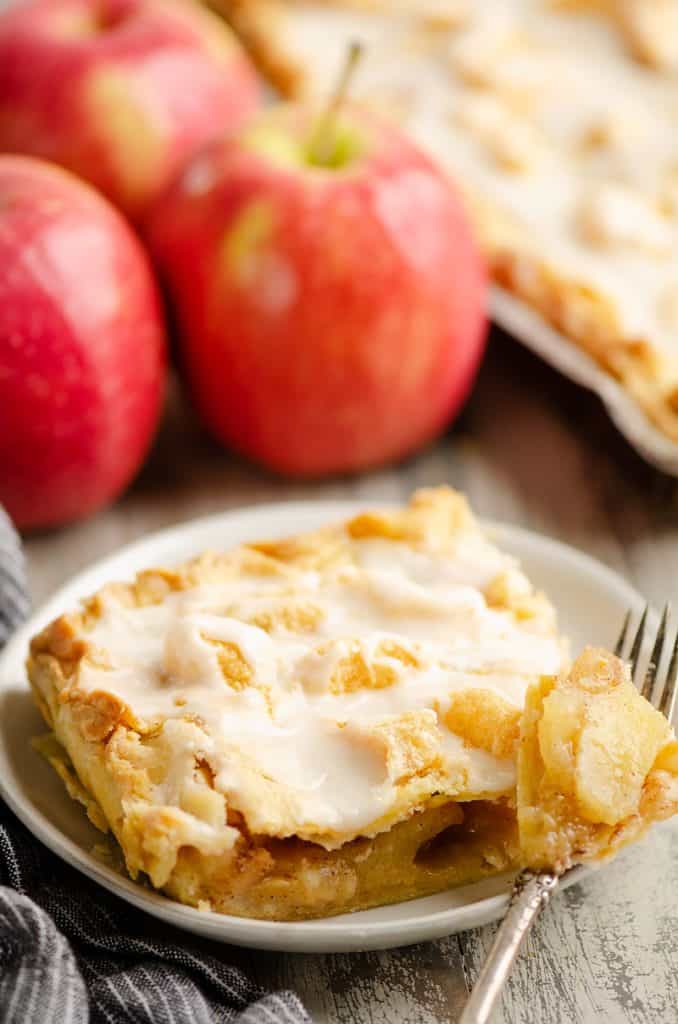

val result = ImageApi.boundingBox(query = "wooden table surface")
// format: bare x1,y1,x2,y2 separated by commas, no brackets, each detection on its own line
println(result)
23,329,678,1024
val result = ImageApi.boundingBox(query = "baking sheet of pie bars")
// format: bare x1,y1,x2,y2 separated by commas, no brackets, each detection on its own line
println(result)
490,286,678,475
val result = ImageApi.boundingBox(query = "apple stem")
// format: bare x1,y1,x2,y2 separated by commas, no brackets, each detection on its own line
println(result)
308,40,363,167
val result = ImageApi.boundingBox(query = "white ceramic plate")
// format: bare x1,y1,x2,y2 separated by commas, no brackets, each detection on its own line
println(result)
0,500,645,952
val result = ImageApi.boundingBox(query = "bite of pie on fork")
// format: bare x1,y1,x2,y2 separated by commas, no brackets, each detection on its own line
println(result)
461,606,678,1024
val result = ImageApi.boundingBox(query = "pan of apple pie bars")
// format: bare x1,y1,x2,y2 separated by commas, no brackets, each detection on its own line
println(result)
209,0,678,475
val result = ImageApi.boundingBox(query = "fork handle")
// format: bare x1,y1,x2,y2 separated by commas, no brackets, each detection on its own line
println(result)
459,870,560,1024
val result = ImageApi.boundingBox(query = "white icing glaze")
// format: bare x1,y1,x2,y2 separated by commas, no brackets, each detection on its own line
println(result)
77,532,563,847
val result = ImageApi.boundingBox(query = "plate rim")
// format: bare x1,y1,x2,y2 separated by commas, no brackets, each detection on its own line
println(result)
0,498,643,952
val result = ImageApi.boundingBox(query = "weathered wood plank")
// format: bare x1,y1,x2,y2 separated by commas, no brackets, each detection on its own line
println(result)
459,826,678,1024
248,944,469,1024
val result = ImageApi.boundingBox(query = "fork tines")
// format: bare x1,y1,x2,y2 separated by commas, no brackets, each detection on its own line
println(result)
615,603,678,723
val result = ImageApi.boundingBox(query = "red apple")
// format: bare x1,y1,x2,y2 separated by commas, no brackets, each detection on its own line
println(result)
0,156,167,529
149,104,487,476
0,0,260,222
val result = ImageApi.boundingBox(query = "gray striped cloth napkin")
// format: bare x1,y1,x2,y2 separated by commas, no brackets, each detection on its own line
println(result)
0,506,313,1024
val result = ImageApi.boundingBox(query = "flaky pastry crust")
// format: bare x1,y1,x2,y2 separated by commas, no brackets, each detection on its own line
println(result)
26,489,678,919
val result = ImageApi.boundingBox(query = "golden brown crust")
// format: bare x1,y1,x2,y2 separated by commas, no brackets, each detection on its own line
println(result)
27,489,677,919
444,689,521,761
488,244,678,443
26,487,552,918
204,0,305,94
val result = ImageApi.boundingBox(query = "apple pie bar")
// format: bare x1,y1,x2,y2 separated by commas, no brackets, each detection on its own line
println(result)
26,489,678,919
210,0,678,443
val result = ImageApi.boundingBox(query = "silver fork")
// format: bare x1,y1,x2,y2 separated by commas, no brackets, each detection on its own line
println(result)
459,605,678,1024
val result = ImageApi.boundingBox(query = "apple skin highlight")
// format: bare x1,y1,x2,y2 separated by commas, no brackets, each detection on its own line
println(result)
150,104,488,477
0,156,167,529
0,0,261,222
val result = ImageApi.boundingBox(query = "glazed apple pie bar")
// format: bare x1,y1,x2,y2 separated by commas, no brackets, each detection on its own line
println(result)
212,0,678,443
27,489,678,919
